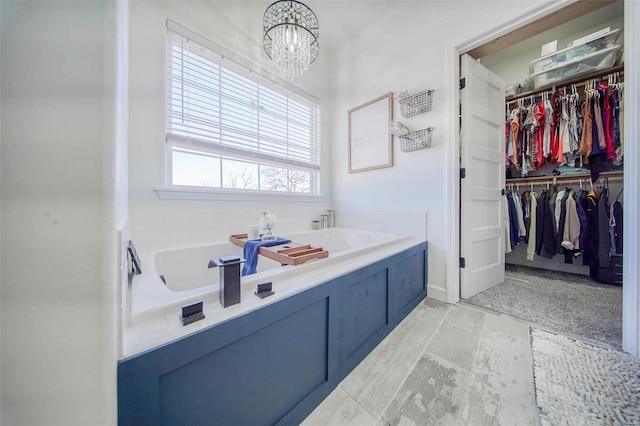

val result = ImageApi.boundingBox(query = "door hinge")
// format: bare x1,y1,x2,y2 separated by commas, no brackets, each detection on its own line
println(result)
459,257,466,268
459,78,466,90
460,168,466,179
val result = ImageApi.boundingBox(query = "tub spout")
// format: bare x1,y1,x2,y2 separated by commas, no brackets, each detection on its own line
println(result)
210,256,245,308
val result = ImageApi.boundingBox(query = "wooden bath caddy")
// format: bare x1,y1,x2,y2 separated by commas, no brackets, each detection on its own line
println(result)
229,234,329,266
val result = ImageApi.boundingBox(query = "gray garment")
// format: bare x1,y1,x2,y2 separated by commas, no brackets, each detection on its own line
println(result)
598,188,610,267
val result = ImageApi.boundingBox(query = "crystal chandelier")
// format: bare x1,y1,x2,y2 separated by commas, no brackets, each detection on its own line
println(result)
263,0,319,79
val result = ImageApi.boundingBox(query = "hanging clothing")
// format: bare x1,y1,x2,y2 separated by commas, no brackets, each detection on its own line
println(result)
583,190,600,267
511,108,520,169
597,187,610,267
576,190,589,253
544,98,553,156
555,190,569,254
612,199,623,254
562,190,581,251
593,95,606,150
550,95,562,164
522,191,531,243
535,190,557,259
578,96,593,157
534,101,546,168
504,194,512,254
514,191,527,238
526,192,538,261
508,192,519,248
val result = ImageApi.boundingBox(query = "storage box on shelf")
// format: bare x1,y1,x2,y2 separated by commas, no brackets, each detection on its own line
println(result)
529,28,621,74
529,28,622,89
531,45,622,89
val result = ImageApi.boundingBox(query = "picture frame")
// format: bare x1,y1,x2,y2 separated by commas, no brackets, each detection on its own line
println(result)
348,92,393,173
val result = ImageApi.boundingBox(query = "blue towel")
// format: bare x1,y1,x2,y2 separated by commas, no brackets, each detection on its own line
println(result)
241,237,291,276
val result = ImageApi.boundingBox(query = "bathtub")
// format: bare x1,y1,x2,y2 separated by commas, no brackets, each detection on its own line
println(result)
123,227,423,357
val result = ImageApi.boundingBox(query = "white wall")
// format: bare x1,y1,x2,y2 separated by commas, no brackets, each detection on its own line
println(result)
128,1,333,252
330,1,546,300
0,1,119,424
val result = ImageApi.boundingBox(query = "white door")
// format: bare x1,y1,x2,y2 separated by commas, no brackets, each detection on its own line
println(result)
460,54,505,299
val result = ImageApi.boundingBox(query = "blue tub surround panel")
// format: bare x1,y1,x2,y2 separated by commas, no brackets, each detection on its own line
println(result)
118,242,427,426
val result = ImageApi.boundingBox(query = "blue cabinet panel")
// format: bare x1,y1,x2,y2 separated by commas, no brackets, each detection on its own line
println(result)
393,251,427,318
344,269,388,359
159,298,328,425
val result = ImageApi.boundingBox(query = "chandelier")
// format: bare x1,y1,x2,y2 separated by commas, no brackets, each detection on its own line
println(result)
263,0,319,79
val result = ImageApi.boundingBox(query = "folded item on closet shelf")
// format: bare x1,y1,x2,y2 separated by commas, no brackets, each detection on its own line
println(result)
552,165,591,175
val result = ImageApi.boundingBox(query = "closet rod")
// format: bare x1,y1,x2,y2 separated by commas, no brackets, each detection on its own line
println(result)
506,171,623,188
505,65,624,106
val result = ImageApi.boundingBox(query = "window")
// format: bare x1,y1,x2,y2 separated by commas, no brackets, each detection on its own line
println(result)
166,22,321,195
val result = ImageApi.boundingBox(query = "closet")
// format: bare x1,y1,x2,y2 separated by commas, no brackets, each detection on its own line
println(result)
480,0,625,284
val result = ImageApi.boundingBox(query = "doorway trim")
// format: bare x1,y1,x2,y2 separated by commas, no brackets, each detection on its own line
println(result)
445,0,639,357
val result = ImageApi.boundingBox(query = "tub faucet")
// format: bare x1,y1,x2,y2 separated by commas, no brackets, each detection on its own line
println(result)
327,210,336,228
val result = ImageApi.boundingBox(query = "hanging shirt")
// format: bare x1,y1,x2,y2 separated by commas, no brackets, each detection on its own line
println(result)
562,190,581,251
578,96,593,157
526,192,538,261
560,97,571,157
555,190,570,255
597,187,610,267
511,108,520,169
514,192,527,237
544,99,553,156
609,202,617,256
583,190,600,267
612,200,623,254
504,194,512,254
534,101,546,168
576,190,588,253
593,95,606,150
508,193,519,247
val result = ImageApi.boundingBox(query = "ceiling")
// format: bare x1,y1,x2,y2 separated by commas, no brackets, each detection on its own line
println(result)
297,1,394,53
479,0,624,67
263,0,622,58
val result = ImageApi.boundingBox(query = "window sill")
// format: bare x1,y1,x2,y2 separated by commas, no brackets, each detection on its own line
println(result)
155,187,326,202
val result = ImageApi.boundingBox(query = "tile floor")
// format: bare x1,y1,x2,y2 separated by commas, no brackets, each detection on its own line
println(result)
302,298,539,426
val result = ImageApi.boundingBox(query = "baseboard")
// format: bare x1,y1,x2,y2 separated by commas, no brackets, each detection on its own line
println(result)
427,284,447,302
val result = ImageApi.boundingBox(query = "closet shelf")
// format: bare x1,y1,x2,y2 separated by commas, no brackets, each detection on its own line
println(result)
399,127,433,152
398,90,433,118
506,170,623,187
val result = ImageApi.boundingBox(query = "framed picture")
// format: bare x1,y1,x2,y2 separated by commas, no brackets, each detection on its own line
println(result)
348,92,393,173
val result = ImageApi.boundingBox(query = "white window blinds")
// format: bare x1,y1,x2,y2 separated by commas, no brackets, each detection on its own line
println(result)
166,26,320,172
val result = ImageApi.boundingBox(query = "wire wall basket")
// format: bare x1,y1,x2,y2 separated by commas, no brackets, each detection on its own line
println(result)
398,90,434,118
399,128,433,152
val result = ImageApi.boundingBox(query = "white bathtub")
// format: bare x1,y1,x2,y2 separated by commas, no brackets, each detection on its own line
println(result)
123,228,422,356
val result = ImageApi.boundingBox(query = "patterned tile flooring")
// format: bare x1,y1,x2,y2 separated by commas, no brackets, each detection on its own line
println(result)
302,298,538,426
